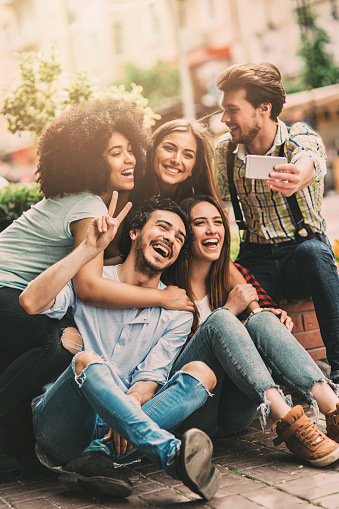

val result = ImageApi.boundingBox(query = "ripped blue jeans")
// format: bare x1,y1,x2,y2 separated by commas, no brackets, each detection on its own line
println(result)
33,359,211,478
170,308,330,438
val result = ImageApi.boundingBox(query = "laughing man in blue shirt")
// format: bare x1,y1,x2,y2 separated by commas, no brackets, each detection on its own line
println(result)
20,195,220,502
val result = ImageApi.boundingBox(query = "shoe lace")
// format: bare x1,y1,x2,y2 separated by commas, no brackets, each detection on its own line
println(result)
296,420,324,445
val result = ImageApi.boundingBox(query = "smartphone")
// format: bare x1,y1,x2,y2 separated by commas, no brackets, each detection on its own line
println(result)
245,155,287,179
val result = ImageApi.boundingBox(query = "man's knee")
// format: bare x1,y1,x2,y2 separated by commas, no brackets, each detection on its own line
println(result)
182,361,217,392
294,238,330,264
74,351,103,375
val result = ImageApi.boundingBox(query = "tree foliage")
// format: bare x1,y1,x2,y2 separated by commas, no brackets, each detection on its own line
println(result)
296,5,339,88
115,60,181,107
0,183,42,232
1,49,160,139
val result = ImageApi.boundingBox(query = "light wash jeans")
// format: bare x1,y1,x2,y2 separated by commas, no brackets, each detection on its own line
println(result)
170,308,332,437
236,235,339,378
33,360,211,478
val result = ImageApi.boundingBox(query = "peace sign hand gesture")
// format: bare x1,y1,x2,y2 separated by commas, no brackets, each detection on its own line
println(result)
85,191,132,253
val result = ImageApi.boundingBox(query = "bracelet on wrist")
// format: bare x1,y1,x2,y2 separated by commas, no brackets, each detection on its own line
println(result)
249,307,264,317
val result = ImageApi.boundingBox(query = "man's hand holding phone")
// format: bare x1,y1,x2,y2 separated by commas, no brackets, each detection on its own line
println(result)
266,161,302,197
245,155,302,197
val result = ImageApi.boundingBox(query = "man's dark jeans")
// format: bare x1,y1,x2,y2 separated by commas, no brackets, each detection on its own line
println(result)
236,235,339,379
0,286,73,417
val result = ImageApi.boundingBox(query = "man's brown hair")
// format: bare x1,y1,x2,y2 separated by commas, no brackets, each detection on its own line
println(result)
217,62,286,120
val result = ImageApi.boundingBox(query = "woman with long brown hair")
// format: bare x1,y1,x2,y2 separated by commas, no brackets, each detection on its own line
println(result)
133,118,220,205
167,195,339,468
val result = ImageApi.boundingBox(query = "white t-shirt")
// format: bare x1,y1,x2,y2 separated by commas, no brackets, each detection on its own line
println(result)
0,192,107,290
196,294,213,326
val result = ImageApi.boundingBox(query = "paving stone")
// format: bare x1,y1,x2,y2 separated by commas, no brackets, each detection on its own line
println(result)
130,479,166,496
131,463,162,475
148,471,183,488
94,497,150,508
314,492,339,508
0,500,13,508
270,459,319,477
140,487,191,505
14,498,71,509
218,470,257,488
5,417,339,508
284,505,323,509
243,486,308,508
42,489,101,508
171,483,201,499
208,493,265,508
244,465,304,484
218,450,285,470
279,471,339,495
212,477,263,498
1,484,63,504
286,480,339,502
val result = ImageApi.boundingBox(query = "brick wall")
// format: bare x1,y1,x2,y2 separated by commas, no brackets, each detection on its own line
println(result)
280,299,325,361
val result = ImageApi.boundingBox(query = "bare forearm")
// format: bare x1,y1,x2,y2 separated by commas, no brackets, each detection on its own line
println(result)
295,157,316,191
20,242,101,314
127,381,159,407
226,261,260,316
73,275,168,309
229,261,247,288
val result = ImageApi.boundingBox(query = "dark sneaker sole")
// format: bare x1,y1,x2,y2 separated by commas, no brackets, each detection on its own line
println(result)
179,429,221,500
58,471,132,498
0,467,21,483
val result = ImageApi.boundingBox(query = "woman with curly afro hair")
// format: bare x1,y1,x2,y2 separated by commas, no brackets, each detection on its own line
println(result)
0,97,157,480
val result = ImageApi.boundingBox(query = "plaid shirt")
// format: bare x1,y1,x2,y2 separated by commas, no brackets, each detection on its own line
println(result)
183,263,277,348
216,119,327,244
234,263,277,309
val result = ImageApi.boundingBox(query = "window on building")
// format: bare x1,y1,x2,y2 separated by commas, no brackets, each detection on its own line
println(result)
206,0,216,19
198,0,219,27
178,0,188,27
66,0,78,25
147,1,160,36
113,22,123,55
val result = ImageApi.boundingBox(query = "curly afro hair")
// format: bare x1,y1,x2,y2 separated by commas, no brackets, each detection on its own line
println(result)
36,98,152,198
119,196,192,262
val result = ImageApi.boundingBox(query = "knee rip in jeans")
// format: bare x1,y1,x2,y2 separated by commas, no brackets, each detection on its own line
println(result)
73,351,105,387
181,361,217,393
61,327,83,355
175,366,215,398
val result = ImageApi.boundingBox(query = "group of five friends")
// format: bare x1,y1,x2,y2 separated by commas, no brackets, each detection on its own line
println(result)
0,62,339,501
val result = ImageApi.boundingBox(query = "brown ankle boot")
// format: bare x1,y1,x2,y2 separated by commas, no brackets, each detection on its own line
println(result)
326,403,339,442
272,405,339,467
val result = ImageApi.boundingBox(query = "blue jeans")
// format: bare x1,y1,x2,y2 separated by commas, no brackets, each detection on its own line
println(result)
170,308,330,437
33,358,211,478
236,236,339,378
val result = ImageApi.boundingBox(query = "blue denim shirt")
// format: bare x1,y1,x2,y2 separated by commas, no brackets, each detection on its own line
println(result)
43,265,193,393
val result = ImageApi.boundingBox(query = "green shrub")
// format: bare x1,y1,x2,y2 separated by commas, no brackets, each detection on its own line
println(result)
230,231,240,261
0,182,42,232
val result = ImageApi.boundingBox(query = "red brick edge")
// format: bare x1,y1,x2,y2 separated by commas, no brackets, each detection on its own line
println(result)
280,299,325,362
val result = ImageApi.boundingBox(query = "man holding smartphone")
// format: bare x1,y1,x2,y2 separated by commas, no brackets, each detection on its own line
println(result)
216,61,339,383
